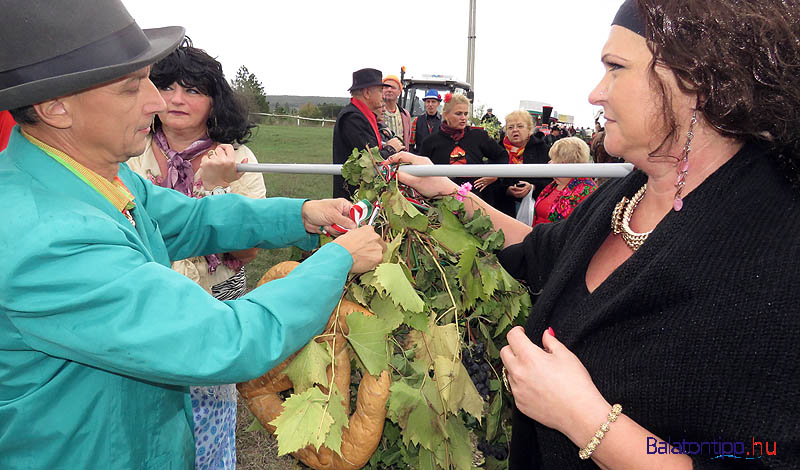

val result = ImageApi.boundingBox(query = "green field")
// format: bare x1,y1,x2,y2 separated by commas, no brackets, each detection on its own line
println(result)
242,124,334,289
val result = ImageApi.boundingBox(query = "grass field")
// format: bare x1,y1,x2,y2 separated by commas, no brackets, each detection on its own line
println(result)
237,124,333,470
242,124,333,290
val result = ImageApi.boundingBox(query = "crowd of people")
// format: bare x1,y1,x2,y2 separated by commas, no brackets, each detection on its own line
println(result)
1,0,799,469
332,69,609,227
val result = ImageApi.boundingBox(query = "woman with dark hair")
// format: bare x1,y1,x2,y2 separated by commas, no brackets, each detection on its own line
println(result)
127,39,264,470
388,0,800,468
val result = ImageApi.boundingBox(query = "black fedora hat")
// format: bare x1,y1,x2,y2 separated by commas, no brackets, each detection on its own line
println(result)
0,0,185,111
348,68,392,92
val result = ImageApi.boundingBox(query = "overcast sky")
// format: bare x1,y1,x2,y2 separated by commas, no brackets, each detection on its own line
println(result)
124,0,621,128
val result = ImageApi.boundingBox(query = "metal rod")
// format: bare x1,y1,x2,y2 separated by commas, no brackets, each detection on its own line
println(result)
236,163,634,178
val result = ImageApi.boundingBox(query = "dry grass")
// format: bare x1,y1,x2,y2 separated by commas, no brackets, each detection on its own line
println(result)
235,395,306,470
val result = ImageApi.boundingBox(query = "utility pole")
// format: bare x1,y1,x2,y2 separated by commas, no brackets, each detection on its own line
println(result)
466,0,476,116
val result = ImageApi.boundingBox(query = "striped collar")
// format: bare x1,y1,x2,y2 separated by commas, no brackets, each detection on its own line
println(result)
21,129,136,212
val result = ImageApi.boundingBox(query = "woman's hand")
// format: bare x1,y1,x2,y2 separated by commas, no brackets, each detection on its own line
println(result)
384,152,459,198
507,181,532,198
474,177,498,192
332,226,385,274
500,327,609,436
199,144,244,189
301,199,356,235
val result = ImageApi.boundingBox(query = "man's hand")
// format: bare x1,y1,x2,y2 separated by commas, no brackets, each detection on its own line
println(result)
332,226,385,274
301,199,356,235
199,144,244,189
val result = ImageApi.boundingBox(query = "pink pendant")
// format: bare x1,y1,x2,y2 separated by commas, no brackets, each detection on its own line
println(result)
680,159,690,173
673,197,684,211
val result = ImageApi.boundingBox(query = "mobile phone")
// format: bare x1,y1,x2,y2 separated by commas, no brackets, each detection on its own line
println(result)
515,182,526,188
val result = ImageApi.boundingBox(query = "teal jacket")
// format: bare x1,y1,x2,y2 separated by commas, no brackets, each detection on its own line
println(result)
0,128,353,469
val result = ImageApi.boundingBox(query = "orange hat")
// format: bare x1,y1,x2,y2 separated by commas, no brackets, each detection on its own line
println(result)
382,75,402,90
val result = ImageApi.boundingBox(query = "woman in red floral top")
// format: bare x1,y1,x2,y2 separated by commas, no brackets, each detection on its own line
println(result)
533,137,598,225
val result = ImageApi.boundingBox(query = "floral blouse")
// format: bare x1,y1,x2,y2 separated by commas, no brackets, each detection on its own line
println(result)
534,177,598,225
127,135,267,292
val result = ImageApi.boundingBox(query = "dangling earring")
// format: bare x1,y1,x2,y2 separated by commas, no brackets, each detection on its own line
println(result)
673,110,697,211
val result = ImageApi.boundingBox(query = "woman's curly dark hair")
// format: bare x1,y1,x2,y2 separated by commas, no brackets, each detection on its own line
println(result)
636,0,800,187
150,38,254,145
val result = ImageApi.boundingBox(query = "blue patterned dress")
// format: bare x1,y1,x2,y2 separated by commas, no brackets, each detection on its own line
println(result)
192,384,238,470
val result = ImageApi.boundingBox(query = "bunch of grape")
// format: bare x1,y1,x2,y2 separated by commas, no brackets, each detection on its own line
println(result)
478,439,508,461
462,342,492,399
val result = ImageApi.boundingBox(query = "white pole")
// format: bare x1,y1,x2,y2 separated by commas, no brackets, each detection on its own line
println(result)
236,163,633,178
466,0,476,115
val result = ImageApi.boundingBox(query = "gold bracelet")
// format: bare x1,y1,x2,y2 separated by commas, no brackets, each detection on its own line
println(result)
578,403,622,460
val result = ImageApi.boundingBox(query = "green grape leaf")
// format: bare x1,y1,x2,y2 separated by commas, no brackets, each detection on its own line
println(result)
408,323,459,368
284,340,330,393
345,308,401,375
383,230,405,264
435,196,464,214
373,263,425,313
403,400,444,452
383,190,429,232
322,387,349,454
430,210,481,253
455,244,477,288
387,381,425,427
485,390,503,442
346,282,369,307
482,229,506,251
369,294,402,322
477,257,500,300
418,447,437,470
496,294,523,336
270,387,334,455
433,356,483,422
498,263,523,291
420,375,445,416
479,321,502,358
340,148,364,185
464,212,494,236
462,271,484,310
445,418,474,470
404,310,430,331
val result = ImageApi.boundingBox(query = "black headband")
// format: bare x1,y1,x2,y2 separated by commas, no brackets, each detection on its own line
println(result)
612,0,645,37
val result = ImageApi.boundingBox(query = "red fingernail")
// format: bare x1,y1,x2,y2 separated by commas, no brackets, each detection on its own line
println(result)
548,327,555,337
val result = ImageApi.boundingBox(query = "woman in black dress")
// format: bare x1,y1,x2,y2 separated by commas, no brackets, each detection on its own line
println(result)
389,0,800,468
419,93,509,211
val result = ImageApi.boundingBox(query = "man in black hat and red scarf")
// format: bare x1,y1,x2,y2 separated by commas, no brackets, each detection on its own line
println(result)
332,68,405,199
0,1,385,468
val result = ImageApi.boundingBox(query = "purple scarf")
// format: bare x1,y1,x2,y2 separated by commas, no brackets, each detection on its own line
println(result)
153,128,213,197
153,128,235,274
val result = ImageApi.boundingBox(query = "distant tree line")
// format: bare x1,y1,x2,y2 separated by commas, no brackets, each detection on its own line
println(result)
231,65,345,120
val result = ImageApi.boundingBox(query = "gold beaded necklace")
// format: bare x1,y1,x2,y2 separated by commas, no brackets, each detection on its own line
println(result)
611,184,651,252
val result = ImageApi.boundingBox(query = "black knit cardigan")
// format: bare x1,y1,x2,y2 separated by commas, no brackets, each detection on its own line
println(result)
498,143,800,470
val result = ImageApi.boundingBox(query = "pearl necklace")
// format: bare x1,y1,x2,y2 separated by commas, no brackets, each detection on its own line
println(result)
611,184,651,252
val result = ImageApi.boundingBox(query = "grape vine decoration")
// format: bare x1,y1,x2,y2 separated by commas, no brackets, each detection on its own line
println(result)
263,147,531,470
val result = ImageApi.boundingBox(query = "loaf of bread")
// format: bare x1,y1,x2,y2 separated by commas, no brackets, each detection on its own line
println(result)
237,261,391,470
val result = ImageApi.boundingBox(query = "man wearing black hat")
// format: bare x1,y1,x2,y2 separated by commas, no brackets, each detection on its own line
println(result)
0,1,384,468
332,68,405,199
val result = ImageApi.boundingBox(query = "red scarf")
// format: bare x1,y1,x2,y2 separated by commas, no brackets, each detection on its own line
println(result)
503,136,526,164
439,121,466,142
350,97,382,150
